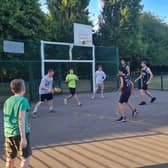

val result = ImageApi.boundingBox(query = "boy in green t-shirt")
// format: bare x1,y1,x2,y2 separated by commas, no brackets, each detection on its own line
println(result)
3,79,31,168
64,69,82,106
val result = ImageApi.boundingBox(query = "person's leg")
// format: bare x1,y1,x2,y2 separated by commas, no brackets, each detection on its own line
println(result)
64,88,74,104
91,85,99,99
145,90,152,98
117,102,126,122
67,94,74,100
100,84,105,98
19,134,32,168
74,94,82,106
46,94,54,112
126,101,135,111
33,101,43,113
48,99,54,112
19,157,30,168
126,101,137,117
5,137,18,168
139,89,146,105
118,102,124,117
140,89,145,101
145,90,156,103
6,158,16,168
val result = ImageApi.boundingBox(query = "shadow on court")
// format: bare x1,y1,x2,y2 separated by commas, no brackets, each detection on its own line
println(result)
0,90,168,155
139,163,168,168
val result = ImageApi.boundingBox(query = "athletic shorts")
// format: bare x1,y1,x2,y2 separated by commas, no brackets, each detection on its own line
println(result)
69,88,76,95
40,93,53,102
96,83,104,90
139,83,148,91
119,91,131,103
4,133,32,160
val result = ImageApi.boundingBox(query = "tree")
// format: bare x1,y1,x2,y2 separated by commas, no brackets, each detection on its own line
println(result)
47,0,90,42
0,0,47,40
95,0,142,69
139,12,168,65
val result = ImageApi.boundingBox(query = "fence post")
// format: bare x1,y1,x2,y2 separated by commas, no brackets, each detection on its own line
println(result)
161,72,163,90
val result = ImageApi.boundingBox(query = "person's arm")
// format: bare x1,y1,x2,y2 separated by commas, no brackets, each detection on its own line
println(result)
41,79,52,92
146,68,153,85
126,65,130,76
134,74,142,83
130,80,134,95
65,75,69,83
76,75,79,81
18,111,27,149
103,72,106,81
118,77,124,92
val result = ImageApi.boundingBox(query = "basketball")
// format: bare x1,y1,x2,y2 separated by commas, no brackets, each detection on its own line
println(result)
53,86,62,94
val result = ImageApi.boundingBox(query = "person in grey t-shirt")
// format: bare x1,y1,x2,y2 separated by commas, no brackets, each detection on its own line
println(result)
32,69,54,117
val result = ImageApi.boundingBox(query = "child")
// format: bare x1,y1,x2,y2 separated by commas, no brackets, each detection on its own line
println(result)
32,69,55,117
116,69,137,122
3,79,32,168
64,69,82,106
134,61,156,105
91,65,106,99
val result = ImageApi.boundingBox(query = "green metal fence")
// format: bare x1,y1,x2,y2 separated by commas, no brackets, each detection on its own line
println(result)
0,40,119,103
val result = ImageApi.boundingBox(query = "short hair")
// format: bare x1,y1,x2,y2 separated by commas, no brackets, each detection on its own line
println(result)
141,60,147,65
10,79,25,94
48,69,54,73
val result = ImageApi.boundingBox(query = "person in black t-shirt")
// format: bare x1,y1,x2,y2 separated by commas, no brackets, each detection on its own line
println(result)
116,69,137,122
120,59,130,76
135,61,156,105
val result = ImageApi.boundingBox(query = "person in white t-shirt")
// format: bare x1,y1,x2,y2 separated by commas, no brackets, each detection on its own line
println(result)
32,69,55,118
91,65,106,99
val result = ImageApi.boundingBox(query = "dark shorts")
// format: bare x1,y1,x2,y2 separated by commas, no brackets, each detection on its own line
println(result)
4,133,32,160
119,91,131,103
69,88,76,95
141,84,148,91
40,93,53,102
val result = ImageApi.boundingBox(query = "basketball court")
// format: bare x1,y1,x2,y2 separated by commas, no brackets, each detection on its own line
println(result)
0,90,168,167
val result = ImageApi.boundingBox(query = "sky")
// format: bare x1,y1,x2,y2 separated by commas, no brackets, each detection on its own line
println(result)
39,0,168,23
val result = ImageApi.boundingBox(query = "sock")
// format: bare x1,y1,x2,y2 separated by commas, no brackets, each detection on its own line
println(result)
49,106,53,111
33,108,37,113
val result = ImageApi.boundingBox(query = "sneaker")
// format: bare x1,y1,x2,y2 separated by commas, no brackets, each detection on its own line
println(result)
32,112,37,118
49,109,56,113
122,116,127,122
91,96,95,99
132,109,137,118
150,97,156,103
139,101,147,105
116,116,123,121
64,98,67,105
101,95,105,99
77,102,82,106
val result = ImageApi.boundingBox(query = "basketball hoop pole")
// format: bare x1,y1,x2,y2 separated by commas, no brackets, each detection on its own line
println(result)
92,45,96,93
40,40,96,94
41,40,45,77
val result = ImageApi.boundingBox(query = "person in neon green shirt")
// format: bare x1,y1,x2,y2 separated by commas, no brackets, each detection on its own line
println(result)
64,69,82,106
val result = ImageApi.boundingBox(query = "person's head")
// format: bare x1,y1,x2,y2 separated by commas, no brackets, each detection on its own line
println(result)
10,79,26,95
98,65,102,71
141,60,147,68
121,59,126,65
69,69,74,74
47,69,54,77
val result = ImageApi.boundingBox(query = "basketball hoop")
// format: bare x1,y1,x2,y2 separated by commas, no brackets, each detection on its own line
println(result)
74,23,93,46
81,39,92,46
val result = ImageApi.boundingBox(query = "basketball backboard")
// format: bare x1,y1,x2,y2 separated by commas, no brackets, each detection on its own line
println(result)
74,23,93,46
